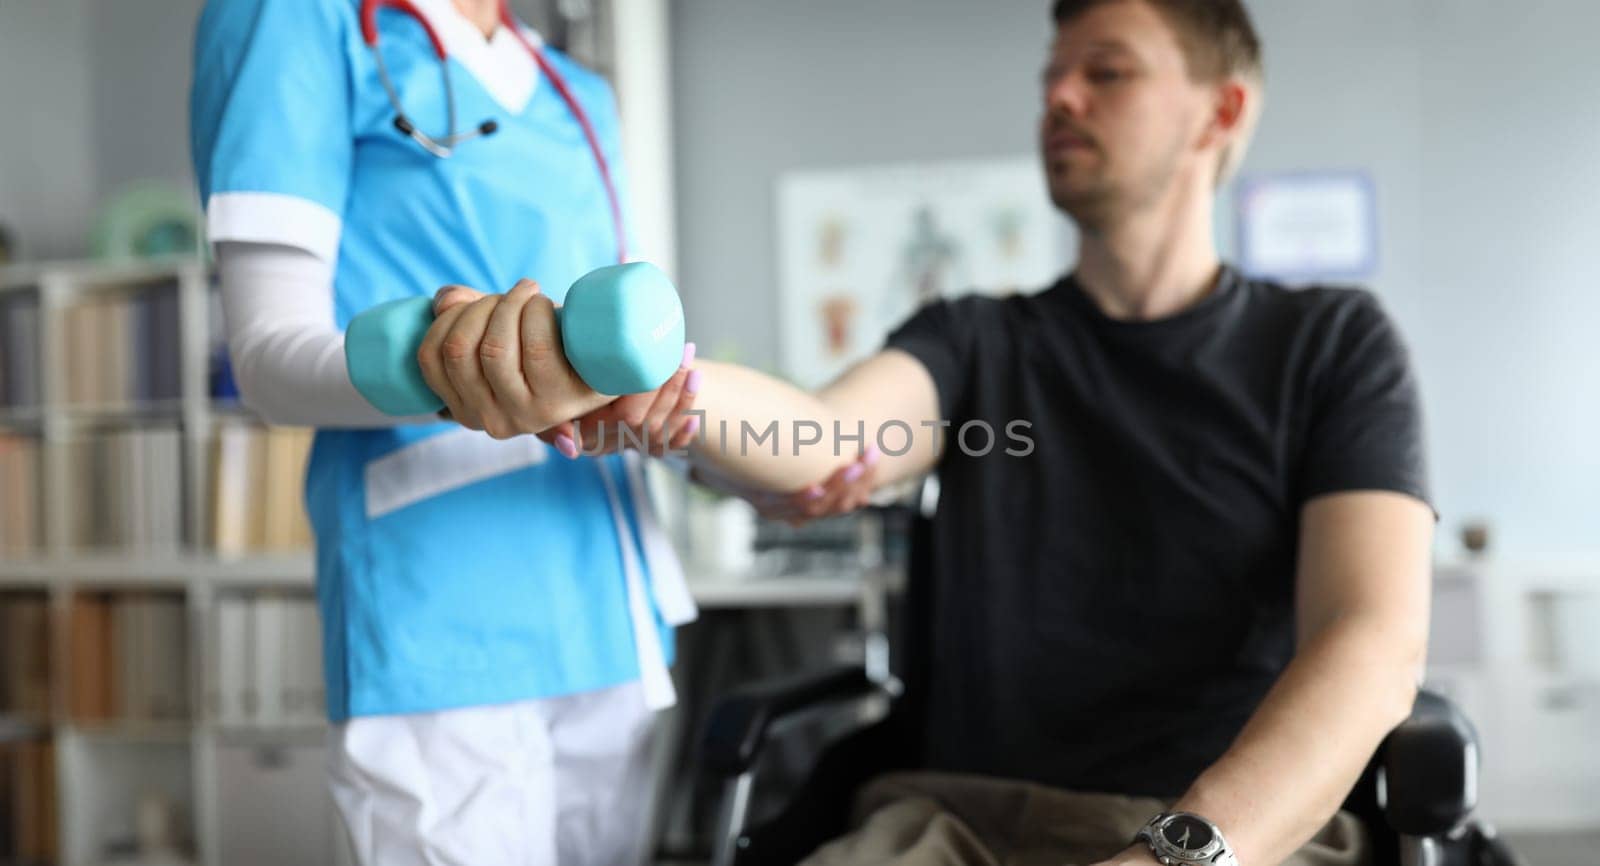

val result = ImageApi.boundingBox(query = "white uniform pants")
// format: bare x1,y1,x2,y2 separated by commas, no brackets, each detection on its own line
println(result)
327,681,658,866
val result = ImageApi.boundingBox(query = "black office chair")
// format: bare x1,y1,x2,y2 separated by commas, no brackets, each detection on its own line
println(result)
696,505,1525,866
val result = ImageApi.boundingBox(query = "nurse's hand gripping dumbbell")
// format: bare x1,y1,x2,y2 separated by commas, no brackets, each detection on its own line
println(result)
345,261,687,425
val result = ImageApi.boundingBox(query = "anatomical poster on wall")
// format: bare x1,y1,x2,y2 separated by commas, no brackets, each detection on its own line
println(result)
776,156,1073,389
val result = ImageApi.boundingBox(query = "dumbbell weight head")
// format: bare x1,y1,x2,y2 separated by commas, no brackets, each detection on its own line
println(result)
560,261,685,396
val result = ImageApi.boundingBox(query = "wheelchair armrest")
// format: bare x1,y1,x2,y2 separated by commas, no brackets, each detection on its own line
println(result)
700,665,887,777
1379,688,1479,836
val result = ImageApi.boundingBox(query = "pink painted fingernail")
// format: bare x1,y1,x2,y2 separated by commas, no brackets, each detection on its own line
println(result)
804,485,824,500
862,445,881,466
554,434,578,459
683,415,702,437
681,342,697,369
685,369,703,395
842,463,865,483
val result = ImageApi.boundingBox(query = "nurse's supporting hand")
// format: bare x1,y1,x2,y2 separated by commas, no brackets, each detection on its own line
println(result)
687,446,881,527
420,281,610,439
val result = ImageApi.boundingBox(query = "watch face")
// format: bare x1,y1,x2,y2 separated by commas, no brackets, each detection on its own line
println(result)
1160,815,1214,852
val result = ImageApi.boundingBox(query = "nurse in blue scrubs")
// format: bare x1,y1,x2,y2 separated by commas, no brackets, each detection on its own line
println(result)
190,0,698,862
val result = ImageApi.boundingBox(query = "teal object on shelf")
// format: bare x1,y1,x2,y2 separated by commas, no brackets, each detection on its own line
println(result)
91,180,201,260
345,262,686,417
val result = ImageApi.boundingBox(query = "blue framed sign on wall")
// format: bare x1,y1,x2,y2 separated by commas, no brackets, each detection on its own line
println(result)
1235,170,1379,282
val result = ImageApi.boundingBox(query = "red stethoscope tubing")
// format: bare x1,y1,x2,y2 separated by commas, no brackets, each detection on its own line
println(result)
359,0,627,264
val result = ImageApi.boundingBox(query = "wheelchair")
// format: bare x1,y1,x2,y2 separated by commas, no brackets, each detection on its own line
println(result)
695,504,1526,866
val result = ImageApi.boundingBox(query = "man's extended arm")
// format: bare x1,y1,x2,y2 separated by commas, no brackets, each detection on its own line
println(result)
424,286,945,494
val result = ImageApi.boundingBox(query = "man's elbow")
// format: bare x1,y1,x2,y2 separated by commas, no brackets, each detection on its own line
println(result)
1317,613,1428,728
1375,618,1429,729
1385,665,1423,730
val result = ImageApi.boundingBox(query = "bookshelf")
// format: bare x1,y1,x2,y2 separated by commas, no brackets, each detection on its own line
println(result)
0,257,344,866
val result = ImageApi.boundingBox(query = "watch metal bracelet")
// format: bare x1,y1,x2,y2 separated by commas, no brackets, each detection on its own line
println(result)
1136,811,1239,866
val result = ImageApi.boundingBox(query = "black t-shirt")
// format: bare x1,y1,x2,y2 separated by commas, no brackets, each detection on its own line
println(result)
884,265,1429,798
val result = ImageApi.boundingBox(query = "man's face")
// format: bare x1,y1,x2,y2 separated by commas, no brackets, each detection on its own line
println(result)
1039,0,1215,227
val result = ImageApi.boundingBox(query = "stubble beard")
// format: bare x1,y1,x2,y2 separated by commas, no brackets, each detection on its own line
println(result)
1045,135,1187,234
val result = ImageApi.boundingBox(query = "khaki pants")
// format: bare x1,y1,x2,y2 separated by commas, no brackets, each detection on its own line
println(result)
800,772,1369,866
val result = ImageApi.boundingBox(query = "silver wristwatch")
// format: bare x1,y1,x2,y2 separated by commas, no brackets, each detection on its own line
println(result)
1135,811,1239,866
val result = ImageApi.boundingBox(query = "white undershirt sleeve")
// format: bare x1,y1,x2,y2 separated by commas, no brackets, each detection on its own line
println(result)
217,240,440,427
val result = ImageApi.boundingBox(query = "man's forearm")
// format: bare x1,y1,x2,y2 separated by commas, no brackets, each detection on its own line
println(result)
682,358,942,492
682,360,864,490
1171,615,1424,866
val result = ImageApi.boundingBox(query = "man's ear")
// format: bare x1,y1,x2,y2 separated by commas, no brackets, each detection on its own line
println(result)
1198,78,1251,151
1199,77,1261,186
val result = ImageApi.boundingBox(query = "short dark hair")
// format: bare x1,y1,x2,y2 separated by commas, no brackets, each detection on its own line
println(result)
1051,0,1264,85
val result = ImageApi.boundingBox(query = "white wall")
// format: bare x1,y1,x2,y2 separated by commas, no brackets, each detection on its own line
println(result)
1244,0,1600,554
670,0,1050,367
0,0,203,260
0,0,98,260
1411,0,1600,554
89,0,207,203
671,0,1600,555
1222,2,1426,312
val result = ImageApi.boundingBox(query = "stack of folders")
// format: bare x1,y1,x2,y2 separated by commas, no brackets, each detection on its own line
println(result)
60,426,184,552
68,592,190,723
59,284,182,408
0,436,41,555
211,424,314,555
0,594,51,721
0,739,59,865
209,594,324,727
0,293,40,410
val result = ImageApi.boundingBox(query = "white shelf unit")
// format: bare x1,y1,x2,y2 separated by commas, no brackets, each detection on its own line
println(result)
1423,554,1600,831
0,257,345,866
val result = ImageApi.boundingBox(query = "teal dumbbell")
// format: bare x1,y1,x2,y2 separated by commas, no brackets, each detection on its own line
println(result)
345,261,686,416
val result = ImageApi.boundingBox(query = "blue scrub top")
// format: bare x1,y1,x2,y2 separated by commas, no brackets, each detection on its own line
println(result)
190,0,680,720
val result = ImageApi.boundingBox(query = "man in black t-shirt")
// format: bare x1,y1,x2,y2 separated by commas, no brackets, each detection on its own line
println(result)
686,1,1430,861
433,1,1433,864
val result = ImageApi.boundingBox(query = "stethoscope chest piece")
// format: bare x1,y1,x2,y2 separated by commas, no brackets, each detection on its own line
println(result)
362,0,498,158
